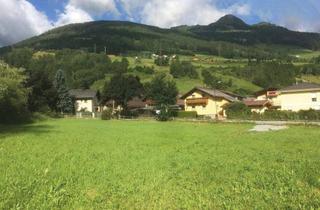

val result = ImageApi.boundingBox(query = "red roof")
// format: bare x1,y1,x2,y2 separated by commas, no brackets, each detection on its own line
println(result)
243,99,271,107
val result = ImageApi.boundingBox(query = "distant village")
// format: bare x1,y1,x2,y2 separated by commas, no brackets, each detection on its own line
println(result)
70,82,320,119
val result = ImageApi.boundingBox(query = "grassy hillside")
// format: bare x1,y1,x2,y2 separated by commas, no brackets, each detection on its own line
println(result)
2,15,320,58
92,54,261,94
1,119,319,209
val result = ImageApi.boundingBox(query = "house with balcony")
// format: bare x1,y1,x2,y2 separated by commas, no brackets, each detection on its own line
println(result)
249,83,320,112
180,87,238,119
246,88,281,112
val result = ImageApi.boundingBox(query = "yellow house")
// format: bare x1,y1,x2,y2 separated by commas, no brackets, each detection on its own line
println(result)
181,87,238,119
278,83,320,111
69,89,99,113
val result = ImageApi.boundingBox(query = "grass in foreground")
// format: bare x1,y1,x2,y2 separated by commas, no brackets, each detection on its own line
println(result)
0,119,320,209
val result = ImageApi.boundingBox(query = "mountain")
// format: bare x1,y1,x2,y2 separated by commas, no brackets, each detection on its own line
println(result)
1,15,320,56
208,14,250,31
188,15,320,49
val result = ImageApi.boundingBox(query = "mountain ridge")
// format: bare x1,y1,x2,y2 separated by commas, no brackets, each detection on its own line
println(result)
1,15,320,56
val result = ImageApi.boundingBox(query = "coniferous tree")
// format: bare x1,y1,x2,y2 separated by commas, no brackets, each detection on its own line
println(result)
54,69,74,113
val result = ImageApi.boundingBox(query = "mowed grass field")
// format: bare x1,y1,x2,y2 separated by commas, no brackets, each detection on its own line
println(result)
0,119,320,209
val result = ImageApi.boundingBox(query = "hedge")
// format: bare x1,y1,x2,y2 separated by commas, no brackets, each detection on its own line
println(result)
176,111,197,118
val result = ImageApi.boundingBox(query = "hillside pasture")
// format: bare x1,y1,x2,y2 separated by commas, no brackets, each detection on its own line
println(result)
105,54,261,93
0,119,319,209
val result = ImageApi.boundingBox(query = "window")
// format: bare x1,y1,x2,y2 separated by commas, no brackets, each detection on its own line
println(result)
192,106,195,109
192,94,195,98
312,98,317,102
202,105,206,108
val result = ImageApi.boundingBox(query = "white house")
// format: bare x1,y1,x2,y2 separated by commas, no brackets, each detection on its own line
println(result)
278,83,320,111
69,89,99,113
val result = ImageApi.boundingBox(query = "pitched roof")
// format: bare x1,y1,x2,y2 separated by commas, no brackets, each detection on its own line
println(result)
254,88,278,97
280,83,320,92
243,99,271,107
181,87,237,102
69,89,97,99
127,97,146,109
219,90,244,99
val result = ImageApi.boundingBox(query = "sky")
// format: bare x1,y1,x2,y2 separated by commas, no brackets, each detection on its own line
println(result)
0,0,320,47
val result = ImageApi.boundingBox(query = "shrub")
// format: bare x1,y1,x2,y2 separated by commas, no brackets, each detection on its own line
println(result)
262,110,298,121
101,109,113,120
134,66,155,74
154,56,169,66
225,102,251,119
120,110,139,118
156,106,173,121
260,109,320,121
298,109,320,121
176,111,197,118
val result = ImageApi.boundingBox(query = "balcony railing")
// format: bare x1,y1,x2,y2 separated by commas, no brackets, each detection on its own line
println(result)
186,98,208,106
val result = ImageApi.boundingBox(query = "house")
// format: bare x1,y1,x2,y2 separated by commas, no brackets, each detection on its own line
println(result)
69,89,99,113
255,88,279,101
181,87,238,119
278,83,320,111
243,99,272,113
243,88,281,113
127,97,147,110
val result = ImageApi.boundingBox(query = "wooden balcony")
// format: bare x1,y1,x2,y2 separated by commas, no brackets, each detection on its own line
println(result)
186,98,208,106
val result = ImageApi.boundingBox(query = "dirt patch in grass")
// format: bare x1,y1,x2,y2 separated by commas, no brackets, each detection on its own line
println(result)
250,124,288,132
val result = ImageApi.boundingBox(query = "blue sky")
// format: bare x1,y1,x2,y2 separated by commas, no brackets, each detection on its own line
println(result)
0,0,320,46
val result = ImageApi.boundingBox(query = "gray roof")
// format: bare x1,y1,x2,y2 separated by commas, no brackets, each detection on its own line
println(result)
280,83,320,92
69,89,97,99
181,87,237,102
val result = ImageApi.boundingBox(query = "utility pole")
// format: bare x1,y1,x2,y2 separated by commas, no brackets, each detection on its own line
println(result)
94,44,97,53
104,46,107,55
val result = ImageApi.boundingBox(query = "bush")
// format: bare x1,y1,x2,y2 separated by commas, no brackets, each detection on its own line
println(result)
262,110,298,121
170,60,198,79
120,110,139,118
156,106,173,121
101,109,113,120
154,56,169,66
226,107,320,121
298,109,320,121
225,102,251,119
176,111,197,118
134,66,155,74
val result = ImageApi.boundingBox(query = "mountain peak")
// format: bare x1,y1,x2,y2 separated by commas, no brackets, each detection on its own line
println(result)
209,14,249,30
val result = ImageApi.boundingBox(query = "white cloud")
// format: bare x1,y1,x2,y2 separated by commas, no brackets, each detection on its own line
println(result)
119,0,145,17
55,4,93,26
139,0,226,28
69,0,118,16
120,0,251,28
55,0,118,26
226,3,251,16
0,0,52,46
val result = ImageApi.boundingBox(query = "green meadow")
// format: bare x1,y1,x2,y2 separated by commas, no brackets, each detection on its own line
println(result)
1,119,320,209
